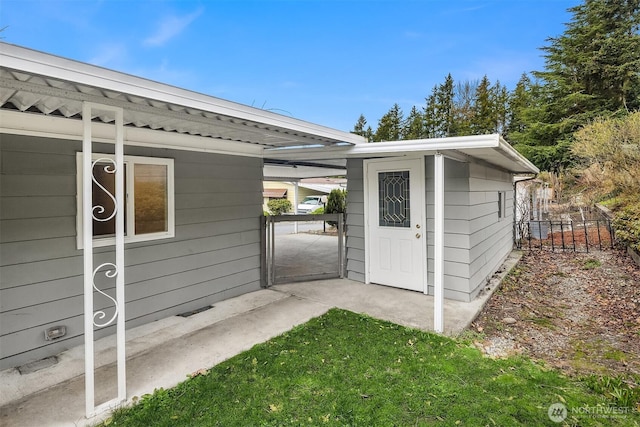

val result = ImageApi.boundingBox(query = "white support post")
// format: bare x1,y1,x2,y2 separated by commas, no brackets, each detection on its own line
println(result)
293,181,299,234
83,103,126,418
114,108,126,404
82,103,95,417
434,153,444,333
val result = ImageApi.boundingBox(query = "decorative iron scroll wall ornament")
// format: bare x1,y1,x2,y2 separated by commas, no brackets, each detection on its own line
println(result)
91,158,118,223
91,263,119,328
90,158,120,329
82,103,126,418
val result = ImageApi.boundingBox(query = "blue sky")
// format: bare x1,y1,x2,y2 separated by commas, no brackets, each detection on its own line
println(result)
1,0,578,132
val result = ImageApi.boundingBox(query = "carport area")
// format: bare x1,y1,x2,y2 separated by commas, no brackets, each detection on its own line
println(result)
262,162,347,286
264,215,345,285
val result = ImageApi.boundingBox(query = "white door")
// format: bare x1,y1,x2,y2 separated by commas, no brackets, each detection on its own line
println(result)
366,158,425,292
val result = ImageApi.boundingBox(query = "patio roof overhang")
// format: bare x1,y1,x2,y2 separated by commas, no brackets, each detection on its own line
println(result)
0,43,366,156
265,134,540,175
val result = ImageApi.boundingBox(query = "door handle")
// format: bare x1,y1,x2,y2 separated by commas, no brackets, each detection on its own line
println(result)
416,224,421,229
416,233,421,239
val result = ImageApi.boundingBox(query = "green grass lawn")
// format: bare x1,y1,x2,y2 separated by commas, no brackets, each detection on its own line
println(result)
100,309,639,426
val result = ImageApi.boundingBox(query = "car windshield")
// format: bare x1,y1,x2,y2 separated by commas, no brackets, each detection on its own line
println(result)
301,197,320,204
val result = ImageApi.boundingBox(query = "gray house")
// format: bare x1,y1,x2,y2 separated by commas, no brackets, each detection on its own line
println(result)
0,42,538,384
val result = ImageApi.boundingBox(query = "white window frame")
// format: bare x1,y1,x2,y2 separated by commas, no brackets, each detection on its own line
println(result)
76,153,175,249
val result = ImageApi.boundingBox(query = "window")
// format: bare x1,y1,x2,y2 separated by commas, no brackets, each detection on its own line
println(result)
77,153,174,248
498,191,506,220
378,171,411,228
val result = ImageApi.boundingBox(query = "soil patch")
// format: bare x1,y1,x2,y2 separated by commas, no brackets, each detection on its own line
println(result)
471,249,640,378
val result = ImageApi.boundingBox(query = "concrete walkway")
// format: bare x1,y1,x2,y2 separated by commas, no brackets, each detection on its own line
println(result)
274,232,340,282
0,252,519,427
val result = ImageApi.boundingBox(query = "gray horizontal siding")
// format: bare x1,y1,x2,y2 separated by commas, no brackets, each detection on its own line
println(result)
424,157,515,301
1,269,260,369
466,163,514,297
0,133,263,369
345,159,365,281
425,157,473,300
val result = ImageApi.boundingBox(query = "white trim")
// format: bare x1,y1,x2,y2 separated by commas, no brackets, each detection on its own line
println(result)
265,134,539,174
267,134,502,159
0,109,264,157
76,152,175,249
497,136,539,174
433,153,444,333
0,43,366,146
363,162,370,285
82,102,127,418
82,104,94,417
113,106,126,410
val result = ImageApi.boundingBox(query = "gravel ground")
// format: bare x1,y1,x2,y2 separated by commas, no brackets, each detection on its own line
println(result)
470,249,640,378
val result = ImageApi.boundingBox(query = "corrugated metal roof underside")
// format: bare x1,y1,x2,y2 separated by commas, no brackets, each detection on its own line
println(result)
0,68,349,148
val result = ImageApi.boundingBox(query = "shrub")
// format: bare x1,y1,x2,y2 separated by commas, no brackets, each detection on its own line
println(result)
311,207,325,214
267,198,292,216
325,189,346,226
612,196,640,252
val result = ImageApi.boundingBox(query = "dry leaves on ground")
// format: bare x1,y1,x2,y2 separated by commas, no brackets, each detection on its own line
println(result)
471,249,640,378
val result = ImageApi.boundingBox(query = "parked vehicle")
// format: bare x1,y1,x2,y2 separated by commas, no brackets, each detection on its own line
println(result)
297,195,325,214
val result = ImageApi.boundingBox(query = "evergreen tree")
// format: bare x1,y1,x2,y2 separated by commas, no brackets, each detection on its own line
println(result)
402,105,425,140
352,114,373,142
423,90,439,138
423,74,455,137
471,75,495,134
373,103,404,142
505,73,534,140
491,81,509,135
524,0,640,170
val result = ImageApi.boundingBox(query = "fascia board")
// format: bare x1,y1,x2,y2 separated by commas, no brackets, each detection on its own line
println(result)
497,135,540,173
264,134,501,160
0,43,366,145
263,164,346,179
266,133,540,174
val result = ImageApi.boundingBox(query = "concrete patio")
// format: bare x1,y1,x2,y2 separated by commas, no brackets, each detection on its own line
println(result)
0,252,520,427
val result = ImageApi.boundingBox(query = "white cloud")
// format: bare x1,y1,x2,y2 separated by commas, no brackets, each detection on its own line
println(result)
143,7,203,47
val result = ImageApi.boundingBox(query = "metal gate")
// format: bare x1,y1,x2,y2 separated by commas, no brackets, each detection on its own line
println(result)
262,214,345,286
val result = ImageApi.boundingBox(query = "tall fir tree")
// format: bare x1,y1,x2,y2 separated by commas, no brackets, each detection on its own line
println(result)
373,103,404,142
351,114,373,142
523,0,640,170
424,74,456,137
491,81,509,135
505,73,534,140
424,90,439,138
471,75,495,134
401,106,425,140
